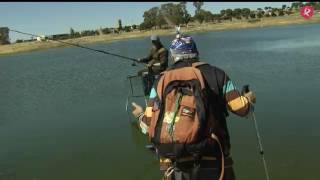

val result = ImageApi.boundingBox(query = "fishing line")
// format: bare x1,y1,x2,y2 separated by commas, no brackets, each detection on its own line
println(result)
9,29,144,65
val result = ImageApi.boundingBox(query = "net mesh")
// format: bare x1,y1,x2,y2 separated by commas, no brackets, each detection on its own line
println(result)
127,75,145,97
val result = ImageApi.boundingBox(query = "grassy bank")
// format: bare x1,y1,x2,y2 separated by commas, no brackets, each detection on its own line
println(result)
1,12,319,56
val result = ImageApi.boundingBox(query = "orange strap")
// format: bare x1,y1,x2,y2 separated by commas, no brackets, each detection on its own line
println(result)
163,166,174,180
211,133,224,180
160,134,225,180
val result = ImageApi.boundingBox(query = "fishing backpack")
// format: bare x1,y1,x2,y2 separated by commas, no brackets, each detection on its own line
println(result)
148,62,224,158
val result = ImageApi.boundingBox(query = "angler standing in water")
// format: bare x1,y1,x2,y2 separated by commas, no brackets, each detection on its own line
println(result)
131,34,256,180
138,34,169,75
137,35,169,96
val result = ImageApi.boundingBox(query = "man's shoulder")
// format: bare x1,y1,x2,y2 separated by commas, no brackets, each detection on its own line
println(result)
196,61,226,76
151,46,157,52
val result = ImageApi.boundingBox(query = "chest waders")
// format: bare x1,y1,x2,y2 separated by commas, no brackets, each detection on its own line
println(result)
142,47,166,97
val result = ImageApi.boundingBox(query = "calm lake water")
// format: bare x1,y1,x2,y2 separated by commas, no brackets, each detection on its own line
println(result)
1,23,320,180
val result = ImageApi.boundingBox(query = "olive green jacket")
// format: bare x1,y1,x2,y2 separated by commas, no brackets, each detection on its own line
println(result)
140,45,169,72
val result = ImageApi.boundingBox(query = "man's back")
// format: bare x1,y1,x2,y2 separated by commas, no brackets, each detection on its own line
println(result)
161,59,252,156
161,60,226,147
131,34,256,180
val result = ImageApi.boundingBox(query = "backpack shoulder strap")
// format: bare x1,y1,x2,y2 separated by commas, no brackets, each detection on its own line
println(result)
196,63,229,117
194,63,220,94
156,73,166,101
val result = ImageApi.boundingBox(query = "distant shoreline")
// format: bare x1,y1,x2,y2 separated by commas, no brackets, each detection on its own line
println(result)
1,13,319,56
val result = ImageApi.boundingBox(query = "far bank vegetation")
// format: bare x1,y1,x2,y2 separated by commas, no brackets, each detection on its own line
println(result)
7,2,320,44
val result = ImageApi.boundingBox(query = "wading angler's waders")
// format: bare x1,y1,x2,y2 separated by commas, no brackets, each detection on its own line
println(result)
242,85,271,180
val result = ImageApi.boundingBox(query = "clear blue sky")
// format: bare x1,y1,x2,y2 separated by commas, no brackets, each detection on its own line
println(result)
0,2,292,42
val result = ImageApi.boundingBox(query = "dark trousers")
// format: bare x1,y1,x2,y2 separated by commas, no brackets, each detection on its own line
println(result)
160,157,236,180
137,66,162,76
137,66,164,96
137,68,149,76
161,166,236,180
137,69,155,96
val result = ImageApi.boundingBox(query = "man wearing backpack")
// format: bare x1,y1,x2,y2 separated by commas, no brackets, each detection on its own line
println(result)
131,34,256,180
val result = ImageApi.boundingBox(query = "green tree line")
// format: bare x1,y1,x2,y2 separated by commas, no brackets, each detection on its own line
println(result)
13,2,320,43
139,2,320,30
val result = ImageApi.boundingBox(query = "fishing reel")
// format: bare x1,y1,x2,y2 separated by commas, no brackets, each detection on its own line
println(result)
242,84,250,95
242,84,256,112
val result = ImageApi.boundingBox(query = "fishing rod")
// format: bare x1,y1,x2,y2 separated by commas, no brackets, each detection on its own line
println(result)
242,85,271,180
9,29,144,65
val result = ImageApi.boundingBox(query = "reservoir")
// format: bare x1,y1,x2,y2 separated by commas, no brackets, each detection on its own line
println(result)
0,23,319,180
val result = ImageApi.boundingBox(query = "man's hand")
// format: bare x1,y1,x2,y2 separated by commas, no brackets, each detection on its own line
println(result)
138,58,146,63
132,102,143,118
244,91,256,104
147,63,152,68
